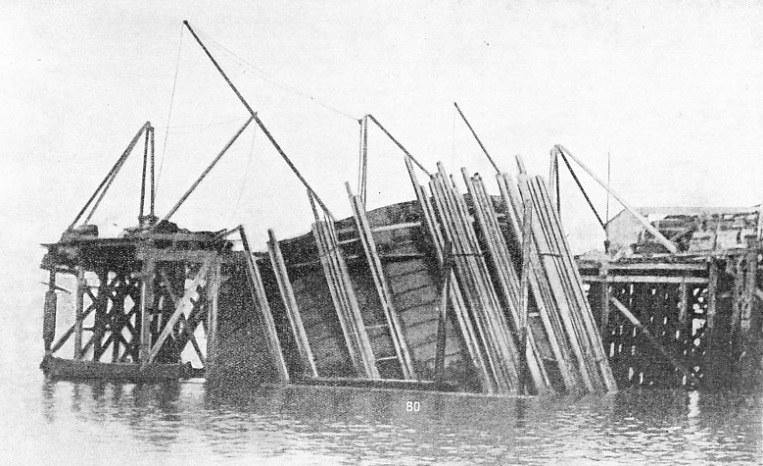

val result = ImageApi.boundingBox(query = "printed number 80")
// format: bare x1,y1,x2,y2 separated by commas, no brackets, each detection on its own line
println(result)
406,401,420,412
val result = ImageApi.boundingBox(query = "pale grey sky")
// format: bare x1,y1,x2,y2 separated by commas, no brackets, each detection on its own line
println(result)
2,0,762,275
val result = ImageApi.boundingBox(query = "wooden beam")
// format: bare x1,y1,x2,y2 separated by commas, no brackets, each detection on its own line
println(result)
517,175,597,393
518,199,533,394
205,260,220,374
556,145,677,253
434,250,453,386
405,156,494,393
466,171,551,394
706,260,718,330
267,229,318,378
159,117,253,225
50,303,96,355
740,251,757,335
43,271,57,353
92,274,110,362
312,217,379,379
431,167,518,394
527,174,618,392
138,259,155,365
497,172,578,393
678,278,689,325
147,260,211,365
159,270,206,366
69,123,149,229
77,336,94,360
548,150,557,208
577,262,707,272
74,268,85,359
347,183,417,380
240,228,290,383
599,281,610,338
582,275,708,284
136,249,217,264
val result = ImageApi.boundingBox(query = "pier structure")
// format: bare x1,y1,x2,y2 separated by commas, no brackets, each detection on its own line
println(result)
41,230,233,381
580,252,763,391
547,145,763,391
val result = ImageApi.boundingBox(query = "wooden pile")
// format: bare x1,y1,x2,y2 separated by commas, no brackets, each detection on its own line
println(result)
309,195,380,379
406,157,617,395
464,170,552,394
405,157,496,393
346,183,418,380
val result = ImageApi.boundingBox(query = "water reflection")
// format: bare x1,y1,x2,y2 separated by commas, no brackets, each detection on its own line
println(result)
36,379,763,465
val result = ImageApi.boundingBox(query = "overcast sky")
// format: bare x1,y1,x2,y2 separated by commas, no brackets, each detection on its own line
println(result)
2,0,762,288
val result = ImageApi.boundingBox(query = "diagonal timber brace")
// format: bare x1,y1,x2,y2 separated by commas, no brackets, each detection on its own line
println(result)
146,259,212,365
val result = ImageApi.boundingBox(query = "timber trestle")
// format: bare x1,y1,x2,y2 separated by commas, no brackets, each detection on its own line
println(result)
40,233,239,382
579,252,763,391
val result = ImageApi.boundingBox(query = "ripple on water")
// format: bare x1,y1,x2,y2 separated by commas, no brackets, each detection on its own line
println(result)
5,377,761,465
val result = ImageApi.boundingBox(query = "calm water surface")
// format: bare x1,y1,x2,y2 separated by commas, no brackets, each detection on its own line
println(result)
1,273,761,465
2,365,762,465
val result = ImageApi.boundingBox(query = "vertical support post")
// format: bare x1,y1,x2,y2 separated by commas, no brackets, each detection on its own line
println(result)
43,269,57,354
731,257,743,333
139,125,150,219
707,259,718,331
206,259,221,375
150,126,156,218
600,281,611,339
74,268,85,359
677,277,690,378
740,251,757,336
738,251,758,388
139,258,155,365
111,281,122,363
678,277,689,325
93,271,109,362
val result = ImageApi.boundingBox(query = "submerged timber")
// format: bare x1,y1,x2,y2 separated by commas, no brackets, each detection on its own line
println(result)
38,21,763,395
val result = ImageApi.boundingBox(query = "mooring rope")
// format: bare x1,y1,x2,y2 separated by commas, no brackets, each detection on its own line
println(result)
229,124,256,222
